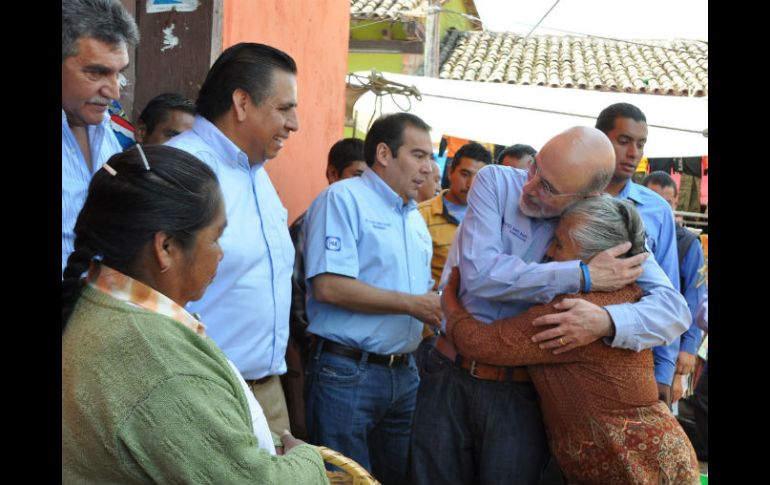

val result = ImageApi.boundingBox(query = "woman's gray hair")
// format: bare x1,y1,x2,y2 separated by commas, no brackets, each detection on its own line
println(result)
62,0,139,61
561,195,647,260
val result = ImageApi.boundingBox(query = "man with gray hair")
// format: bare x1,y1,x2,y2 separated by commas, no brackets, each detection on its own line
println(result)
410,126,690,485
62,0,139,274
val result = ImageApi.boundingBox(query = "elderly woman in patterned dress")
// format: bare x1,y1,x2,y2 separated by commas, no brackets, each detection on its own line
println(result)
444,195,699,485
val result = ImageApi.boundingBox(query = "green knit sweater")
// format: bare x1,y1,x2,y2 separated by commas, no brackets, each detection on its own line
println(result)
62,286,330,485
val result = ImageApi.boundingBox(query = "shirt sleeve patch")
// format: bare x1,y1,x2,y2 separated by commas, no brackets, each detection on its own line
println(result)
325,236,342,251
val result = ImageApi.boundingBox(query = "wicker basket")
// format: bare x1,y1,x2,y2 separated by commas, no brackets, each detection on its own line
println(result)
317,446,381,485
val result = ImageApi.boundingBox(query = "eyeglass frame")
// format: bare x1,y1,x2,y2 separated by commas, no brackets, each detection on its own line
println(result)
527,160,590,198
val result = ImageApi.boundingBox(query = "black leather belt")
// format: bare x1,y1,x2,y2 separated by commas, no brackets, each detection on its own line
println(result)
320,339,409,368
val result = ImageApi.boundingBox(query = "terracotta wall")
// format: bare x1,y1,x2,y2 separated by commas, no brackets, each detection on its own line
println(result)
223,1,350,223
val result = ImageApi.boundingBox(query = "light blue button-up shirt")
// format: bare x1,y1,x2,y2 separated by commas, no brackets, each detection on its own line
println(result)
62,109,123,275
166,115,294,379
617,181,681,291
617,181,682,384
304,169,433,354
679,233,706,355
443,164,690,352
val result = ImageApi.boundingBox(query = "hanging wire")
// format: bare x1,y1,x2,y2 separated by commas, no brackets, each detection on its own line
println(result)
348,70,423,131
523,0,561,39
438,8,484,28
390,91,413,112
350,18,394,31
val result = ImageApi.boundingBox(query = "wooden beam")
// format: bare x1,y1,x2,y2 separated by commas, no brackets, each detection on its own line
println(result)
349,39,424,54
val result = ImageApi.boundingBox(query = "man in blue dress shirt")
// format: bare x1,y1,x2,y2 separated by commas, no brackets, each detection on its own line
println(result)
409,126,690,485
62,0,138,275
304,113,442,485
641,170,707,402
596,103,683,405
166,43,299,433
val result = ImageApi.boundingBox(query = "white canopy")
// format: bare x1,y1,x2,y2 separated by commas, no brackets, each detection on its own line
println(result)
351,71,708,157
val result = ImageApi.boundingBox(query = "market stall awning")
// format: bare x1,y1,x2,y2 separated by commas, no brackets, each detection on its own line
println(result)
351,71,708,158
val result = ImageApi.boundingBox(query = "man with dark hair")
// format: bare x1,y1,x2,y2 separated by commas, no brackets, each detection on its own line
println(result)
135,93,196,145
166,42,299,435
419,142,491,289
290,138,367,345
62,0,139,275
325,138,367,182
641,171,707,402
498,143,537,169
595,102,682,405
304,113,441,485
410,126,689,485
284,138,366,439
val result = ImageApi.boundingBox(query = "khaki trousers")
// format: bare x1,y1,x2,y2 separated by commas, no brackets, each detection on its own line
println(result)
246,375,290,434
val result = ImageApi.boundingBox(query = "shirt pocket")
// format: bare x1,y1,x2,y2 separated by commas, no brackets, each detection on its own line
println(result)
273,206,295,268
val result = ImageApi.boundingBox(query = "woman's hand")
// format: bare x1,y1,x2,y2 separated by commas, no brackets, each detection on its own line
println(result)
277,429,305,455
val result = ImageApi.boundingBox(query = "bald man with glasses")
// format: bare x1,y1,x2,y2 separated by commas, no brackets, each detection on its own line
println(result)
526,161,591,199
409,126,690,485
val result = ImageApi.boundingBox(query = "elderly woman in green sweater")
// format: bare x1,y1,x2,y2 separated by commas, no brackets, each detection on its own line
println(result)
62,145,330,485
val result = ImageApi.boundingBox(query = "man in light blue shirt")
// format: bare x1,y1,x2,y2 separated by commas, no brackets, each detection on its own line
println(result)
166,43,299,434
596,103,683,405
642,170,707,402
61,0,138,276
304,113,441,485
410,126,690,485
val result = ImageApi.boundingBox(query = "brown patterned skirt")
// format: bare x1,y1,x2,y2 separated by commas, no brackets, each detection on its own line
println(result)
551,402,700,485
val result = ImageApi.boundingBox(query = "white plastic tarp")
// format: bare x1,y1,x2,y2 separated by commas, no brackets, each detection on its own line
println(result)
351,71,708,157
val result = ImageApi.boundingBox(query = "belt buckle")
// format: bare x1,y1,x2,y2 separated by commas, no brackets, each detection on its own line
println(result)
388,354,396,367
469,360,481,379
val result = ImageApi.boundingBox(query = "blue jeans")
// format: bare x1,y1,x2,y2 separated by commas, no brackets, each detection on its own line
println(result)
410,346,548,485
413,334,437,372
305,342,419,485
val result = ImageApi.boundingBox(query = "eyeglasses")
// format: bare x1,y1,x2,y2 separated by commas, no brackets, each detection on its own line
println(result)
527,161,586,198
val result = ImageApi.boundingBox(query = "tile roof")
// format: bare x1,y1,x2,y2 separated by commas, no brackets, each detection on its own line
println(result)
438,31,708,96
350,0,424,21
